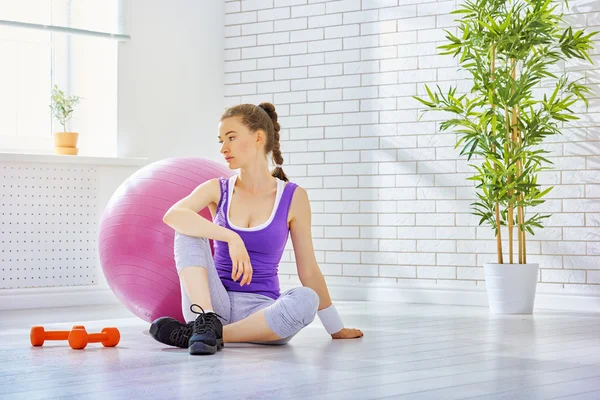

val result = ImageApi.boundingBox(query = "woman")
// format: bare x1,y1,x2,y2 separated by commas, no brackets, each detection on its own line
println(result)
150,103,363,355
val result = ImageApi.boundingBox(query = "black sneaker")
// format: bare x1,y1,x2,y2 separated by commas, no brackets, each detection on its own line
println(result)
149,317,193,348
188,304,226,356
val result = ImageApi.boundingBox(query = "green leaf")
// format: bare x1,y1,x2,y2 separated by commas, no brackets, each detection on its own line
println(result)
413,96,436,107
451,9,473,15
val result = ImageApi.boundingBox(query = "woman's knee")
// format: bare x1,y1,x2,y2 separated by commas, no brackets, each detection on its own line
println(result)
264,287,319,339
174,232,212,272
289,286,319,325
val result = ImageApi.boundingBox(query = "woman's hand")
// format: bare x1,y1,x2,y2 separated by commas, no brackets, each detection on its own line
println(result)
228,234,253,286
331,328,363,339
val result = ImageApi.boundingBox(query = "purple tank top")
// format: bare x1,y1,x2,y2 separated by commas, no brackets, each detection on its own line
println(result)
212,176,298,300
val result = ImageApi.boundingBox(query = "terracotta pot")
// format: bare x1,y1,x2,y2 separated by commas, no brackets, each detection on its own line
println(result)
54,132,79,148
54,146,79,155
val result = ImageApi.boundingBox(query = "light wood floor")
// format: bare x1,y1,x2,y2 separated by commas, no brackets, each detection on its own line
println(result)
1,301,599,399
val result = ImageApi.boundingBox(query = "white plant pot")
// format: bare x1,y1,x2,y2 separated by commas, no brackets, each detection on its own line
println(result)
483,263,539,314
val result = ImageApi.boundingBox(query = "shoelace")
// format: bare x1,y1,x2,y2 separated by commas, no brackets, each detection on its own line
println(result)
168,322,193,348
190,304,227,335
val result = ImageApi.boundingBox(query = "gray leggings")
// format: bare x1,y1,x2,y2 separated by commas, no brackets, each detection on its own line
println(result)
174,232,319,345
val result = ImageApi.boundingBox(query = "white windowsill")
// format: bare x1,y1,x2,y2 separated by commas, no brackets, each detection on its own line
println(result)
0,151,148,167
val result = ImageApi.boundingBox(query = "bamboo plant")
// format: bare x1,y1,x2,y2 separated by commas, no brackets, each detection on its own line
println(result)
414,0,597,264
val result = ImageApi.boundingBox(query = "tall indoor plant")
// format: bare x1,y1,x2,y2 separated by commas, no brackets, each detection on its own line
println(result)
414,0,597,313
50,84,81,155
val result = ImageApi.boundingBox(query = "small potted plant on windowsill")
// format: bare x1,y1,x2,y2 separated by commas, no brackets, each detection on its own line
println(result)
50,84,81,155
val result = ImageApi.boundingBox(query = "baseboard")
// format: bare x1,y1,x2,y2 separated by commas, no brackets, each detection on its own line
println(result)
533,292,600,313
3,283,599,313
280,283,600,313
0,286,120,311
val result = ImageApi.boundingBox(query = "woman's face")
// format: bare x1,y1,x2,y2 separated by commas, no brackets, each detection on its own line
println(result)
218,116,263,169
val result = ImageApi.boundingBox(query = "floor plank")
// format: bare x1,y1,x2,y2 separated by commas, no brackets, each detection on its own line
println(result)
1,302,599,399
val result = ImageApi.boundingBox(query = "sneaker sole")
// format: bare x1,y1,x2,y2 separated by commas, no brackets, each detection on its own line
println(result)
189,338,224,355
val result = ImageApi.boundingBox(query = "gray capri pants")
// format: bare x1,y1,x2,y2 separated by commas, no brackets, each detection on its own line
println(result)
174,232,320,345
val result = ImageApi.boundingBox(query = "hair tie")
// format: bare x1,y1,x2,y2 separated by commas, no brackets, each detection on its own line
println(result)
275,164,282,168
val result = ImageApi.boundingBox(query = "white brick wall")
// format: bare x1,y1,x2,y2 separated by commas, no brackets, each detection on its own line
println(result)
225,0,600,297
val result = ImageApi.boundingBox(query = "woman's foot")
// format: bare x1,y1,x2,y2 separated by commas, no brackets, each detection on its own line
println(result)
149,317,193,348
188,304,225,355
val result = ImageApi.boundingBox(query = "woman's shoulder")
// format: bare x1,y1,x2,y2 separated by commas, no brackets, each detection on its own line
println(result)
286,183,311,223
282,178,302,193
202,177,228,201
213,175,234,187
202,177,227,189
283,178,297,187
286,181,307,205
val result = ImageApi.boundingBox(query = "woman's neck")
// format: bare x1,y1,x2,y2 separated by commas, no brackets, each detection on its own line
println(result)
237,165,276,194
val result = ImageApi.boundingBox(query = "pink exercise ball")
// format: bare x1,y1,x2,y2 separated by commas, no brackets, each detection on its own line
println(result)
98,157,233,323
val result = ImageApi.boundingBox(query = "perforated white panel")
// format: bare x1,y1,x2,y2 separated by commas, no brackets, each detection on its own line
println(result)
1,164,98,289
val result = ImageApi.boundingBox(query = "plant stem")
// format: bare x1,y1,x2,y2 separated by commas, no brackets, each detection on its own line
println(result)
508,207,514,264
504,104,513,264
523,214,527,263
517,109,524,264
515,104,527,264
519,204,524,263
491,43,503,264
511,58,518,264
518,111,526,264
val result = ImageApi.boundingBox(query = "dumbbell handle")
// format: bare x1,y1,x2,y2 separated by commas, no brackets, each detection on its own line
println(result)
87,332,108,342
44,331,73,340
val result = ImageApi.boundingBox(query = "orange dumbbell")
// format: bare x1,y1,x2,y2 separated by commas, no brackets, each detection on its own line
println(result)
68,327,120,349
30,325,86,347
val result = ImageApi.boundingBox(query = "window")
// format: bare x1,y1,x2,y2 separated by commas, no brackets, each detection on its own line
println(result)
0,0,125,156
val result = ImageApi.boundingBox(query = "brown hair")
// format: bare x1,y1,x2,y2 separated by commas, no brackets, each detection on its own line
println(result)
220,102,288,182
